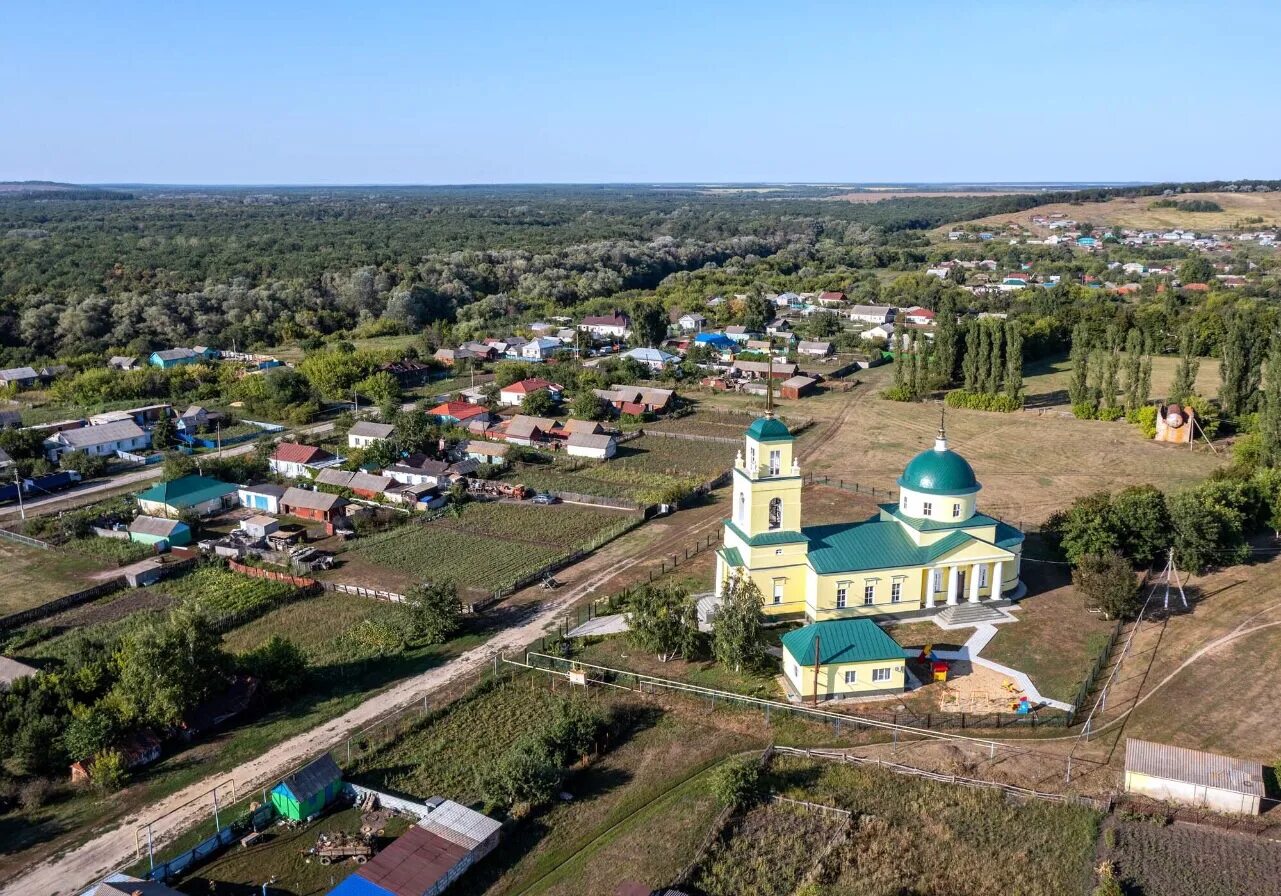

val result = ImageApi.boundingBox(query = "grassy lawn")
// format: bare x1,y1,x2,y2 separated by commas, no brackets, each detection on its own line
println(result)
1022,353,1222,412
574,633,788,700
175,805,412,895
0,540,112,614
983,566,1116,705
767,754,1101,896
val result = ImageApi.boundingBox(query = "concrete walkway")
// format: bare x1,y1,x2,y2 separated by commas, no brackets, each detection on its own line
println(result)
567,613,630,637
905,621,1073,712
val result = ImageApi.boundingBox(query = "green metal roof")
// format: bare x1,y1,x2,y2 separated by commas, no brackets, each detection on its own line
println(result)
896,442,980,495
879,503,1003,532
136,474,237,508
745,416,793,442
724,519,810,547
720,546,744,568
804,519,978,574
782,618,906,667
995,521,1026,549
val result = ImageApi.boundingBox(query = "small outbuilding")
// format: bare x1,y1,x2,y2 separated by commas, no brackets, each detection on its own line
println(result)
1124,738,1265,815
780,618,906,702
270,754,343,822
240,514,280,539
128,515,192,548
238,482,287,514
280,487,349,524
779,375,818,400
566,431,617,460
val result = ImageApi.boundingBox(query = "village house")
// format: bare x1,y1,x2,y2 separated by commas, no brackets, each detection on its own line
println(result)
796,340,832,358
268,442,343,478
861,323,895,341
0,367,39,390
136,475,238,518
847,304,896,325
433,347,477,366
503,414,557,446
383,454,455,487
44,419,150,462
601,384,675,415
620,347,678,370
730,359,799,381
498,378,562,407
88,403,172,428
460,439,510,466
461,341,500,361
693,332,738,353
901,306,937,326
579,311,632,339
723,325,754,344
426,401,494,427
149,347,210,369
107,355,142,371
347,420,396,449
238,482,286,514
521,336,564,361
676,311,707,331
279,486,349,524
817,291,847,306
315,468,394,499
378,358,435,387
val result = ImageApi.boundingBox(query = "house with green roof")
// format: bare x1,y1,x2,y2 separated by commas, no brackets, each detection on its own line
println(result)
136,474,238,518
781,618,907,701
715,416,1024,622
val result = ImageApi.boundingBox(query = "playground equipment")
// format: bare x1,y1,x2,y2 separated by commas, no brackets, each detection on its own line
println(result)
931,660,949,683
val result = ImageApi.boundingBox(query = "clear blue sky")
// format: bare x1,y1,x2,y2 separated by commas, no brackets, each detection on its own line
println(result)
3,0,1278,184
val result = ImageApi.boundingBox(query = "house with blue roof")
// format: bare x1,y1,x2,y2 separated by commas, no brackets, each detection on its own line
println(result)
715,415,1024,622
693,332,738,353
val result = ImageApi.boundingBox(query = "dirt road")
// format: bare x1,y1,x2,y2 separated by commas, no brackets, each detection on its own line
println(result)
1,500,727,896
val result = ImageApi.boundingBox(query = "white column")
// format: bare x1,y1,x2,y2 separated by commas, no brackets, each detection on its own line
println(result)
991,559,1004,600
925,569,936,609
968,563,982,603
946,565,959,606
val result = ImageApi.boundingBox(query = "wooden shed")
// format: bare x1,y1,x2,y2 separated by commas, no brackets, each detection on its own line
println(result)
779,375,818,400
1124,738,1265,815
271,754,343,821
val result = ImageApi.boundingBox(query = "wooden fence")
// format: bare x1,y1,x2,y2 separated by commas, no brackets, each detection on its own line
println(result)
0,576,126,632
226,559,317,589
774,746,1112,812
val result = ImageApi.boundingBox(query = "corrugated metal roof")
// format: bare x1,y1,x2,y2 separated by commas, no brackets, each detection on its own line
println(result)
281,487,346,512
782,619,905,667
136,475,237,508
349,421,396,438
1125,738,1265,796
273,754,341,804
54,419,145,448
805,519,983,575
419,799,502,848
129,515,186,538
354,825,469,896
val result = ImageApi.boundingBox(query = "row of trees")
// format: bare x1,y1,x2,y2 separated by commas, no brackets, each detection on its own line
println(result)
1068,324,1153,421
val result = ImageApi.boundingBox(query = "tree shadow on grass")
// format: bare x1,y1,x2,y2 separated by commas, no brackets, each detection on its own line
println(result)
0,811,68,857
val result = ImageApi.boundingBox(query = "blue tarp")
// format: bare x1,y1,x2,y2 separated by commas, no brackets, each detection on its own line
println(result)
327,874,394,896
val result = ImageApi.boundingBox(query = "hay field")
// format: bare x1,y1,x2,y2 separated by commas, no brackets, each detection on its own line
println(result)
945,190,1281,233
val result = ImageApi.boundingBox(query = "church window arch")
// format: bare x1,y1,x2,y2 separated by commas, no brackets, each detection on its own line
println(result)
768,497,782,530
737,490,746,524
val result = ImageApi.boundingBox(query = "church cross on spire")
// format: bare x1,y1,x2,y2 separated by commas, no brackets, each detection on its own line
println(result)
765,339,774,418
935,405,948,451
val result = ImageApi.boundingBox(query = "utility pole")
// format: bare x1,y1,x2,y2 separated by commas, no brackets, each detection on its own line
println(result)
13,469,25,521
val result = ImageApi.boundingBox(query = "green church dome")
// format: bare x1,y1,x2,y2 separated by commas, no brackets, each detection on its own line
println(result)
897,437,980,495
746,416,793,442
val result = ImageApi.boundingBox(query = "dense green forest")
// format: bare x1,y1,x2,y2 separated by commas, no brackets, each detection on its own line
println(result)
1,182,1278,365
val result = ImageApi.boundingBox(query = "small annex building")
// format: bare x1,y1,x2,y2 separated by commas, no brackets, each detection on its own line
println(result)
1124,738,1265,815
128,515,192,547
271,755,343,822
136,475,238,518
238,482,287,514
780,618,906,701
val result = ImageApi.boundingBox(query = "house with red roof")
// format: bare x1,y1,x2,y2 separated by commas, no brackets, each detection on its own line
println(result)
498,378,562,407
817,291,847,305
426,401,494,426
901,306,937,326
268,442,343,478
578,311,632,339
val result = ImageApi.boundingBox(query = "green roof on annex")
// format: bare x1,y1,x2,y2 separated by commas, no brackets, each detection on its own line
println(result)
782,618,905,667
745,416,793,443
136,474,237,508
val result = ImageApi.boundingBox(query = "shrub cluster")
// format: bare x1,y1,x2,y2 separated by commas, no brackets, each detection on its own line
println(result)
944,390,1022,412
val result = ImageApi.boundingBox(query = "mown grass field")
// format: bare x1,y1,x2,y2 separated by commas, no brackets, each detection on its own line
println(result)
1022,353,1222,412
0,540,112,614
766,755,1101,896
350,502,637,592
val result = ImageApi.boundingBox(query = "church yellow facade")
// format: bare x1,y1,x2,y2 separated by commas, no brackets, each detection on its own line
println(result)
715,416,1024,621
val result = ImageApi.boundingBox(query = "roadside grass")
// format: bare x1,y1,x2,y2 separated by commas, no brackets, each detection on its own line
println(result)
768,754,1101,896
0,540,111,613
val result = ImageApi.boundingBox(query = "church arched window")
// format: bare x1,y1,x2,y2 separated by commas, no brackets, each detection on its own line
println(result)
768,497,782,530
737,491,746,524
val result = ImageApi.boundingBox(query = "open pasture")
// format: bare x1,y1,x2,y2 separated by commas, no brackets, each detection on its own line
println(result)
0,540,111,614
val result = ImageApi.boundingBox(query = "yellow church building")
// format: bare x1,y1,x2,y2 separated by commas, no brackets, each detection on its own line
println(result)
715,415,1024,621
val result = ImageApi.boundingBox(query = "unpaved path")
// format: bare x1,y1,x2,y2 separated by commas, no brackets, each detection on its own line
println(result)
2,500,727,896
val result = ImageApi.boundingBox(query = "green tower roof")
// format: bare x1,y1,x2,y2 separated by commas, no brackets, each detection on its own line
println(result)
896,435,980,496
746,416,793,442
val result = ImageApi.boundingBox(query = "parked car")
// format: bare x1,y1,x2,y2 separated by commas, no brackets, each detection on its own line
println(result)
531,493,560,505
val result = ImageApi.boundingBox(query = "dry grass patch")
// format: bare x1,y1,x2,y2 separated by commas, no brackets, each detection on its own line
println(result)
0,540,111,613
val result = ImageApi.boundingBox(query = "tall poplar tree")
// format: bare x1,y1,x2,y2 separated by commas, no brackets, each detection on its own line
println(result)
962,322,981,392
1004,321,1023,403
1068,323,1093,407
987,322,1004,396
1170,326,1200,405
933,294,960,386
1260,330,1281,466
1219,306,1265,417
1123,328,1144,412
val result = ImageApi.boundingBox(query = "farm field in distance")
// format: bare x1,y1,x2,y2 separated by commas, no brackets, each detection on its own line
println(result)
940,190,1281,234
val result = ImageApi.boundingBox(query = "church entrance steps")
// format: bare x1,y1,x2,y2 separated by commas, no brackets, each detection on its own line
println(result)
935,602,1012,627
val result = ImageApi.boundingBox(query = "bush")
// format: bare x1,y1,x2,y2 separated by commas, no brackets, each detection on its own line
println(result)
944,390,1022,412
1181,393,1219,438
1096,406,1124,422
882,385,916,402
1072,402,1098,420
88,750,127,793
1073,552,1141,620
1127,405,1158,439
480,735,563,815
711,756,762,809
